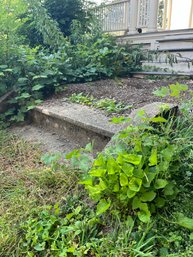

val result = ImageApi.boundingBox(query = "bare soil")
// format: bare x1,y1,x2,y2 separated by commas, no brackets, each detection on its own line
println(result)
56,77,193,115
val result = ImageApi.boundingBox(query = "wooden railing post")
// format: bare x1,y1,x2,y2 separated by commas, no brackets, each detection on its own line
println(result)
148,0,159,32
129,0,139,34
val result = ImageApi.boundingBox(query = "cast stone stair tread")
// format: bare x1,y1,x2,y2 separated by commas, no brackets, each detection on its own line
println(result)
36,99,125,137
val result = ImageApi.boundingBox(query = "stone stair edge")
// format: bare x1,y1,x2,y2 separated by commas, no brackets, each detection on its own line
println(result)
34,102,177,139
34,106,116,138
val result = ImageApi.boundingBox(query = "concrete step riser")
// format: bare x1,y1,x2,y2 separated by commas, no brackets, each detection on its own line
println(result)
30,109,110,152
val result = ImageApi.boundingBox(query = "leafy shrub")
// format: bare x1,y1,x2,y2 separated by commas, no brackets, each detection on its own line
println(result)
81,122,179,223
81,86,193,223
1,35,143,122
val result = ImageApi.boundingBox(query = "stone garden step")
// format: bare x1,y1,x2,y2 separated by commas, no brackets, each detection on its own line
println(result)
30,99,125,152
29,99,176,152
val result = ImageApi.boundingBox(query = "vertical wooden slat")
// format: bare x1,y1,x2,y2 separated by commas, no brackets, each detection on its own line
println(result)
95,0,131,32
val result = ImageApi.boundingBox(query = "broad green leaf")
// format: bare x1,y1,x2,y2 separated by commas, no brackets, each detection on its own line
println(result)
150,117,167,123
120,173,128,187
0,65,8,69
27,105,36,111
89,168,106,177
190,233,193,240
18,77,28,83
155,197,165,208
96,199,111,216
113,183,120,192
153,87,170,98
93,154,106,167
176,213,193,230
122,163,134,177
18,93,31,99
161,145,176,162
124,154,142,165
154,179,168,189
4,68,13,72
107,157,120,175
32,84,44,91
149,147,157,166
164,183,175,196
98,178,107,190
138,209,151,223
132,197,141,209
129,177,142,192
33,75,48,80
137,203,151,223
35,99,43,105
127,188,137,198
141,191,156,202
136,109,145,117
133,167,144,179
79,178,93,186
87,185,102,198
110,116,131,124
85,142,93,152
74,206,82,215
169,83,188,98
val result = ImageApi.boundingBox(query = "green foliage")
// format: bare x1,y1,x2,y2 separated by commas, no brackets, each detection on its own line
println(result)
153,83,189,98
69,93,94,106
0,38,143,122
0,0,26,63
19,198,100,256
19,0,95,47
94,98,132,113
45,0,91,36
0,0,144,122
81,86,193,223
68,93,132,114
80,123,179,223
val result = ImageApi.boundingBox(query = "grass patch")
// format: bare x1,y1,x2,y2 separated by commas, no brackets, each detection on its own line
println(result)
0,130,78,256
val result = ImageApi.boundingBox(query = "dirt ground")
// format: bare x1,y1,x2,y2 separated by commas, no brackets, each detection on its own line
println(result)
54,77,193,115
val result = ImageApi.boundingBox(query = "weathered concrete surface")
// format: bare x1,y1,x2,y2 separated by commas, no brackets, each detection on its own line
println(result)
9,125,81,154
123,102,178,126
34,101,124,137
31,100,125,151
30,100,177,153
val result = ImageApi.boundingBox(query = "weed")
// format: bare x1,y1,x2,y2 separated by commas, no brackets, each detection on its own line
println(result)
69,92,94,106
68,93,132,114
94,98,132,114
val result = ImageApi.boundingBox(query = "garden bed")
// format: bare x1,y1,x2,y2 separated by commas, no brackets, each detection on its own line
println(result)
54,78,193,114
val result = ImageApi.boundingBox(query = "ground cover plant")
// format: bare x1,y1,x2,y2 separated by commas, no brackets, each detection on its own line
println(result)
0,130,79,256
69,93,132,114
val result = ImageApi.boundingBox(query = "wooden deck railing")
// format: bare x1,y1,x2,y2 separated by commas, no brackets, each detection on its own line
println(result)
95,0,159,34
95,0,131,32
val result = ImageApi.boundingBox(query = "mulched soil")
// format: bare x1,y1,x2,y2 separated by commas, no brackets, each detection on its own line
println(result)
54,77,193,115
